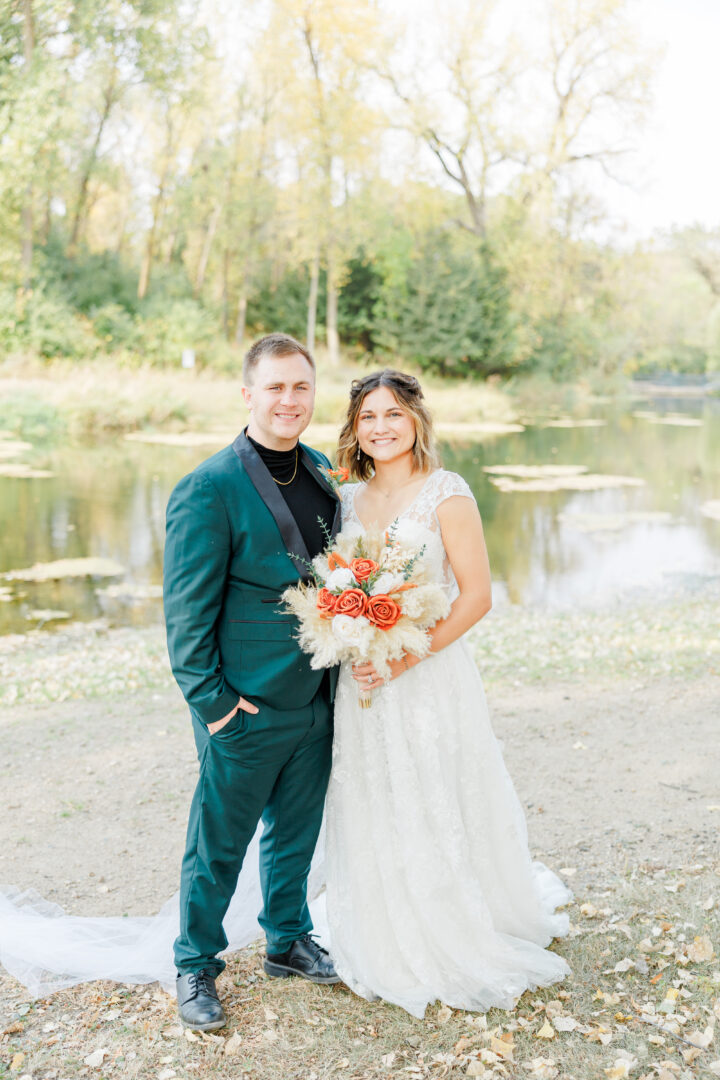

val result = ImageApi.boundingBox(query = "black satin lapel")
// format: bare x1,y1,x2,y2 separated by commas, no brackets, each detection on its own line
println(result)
232,431,312,577
299,445,342,538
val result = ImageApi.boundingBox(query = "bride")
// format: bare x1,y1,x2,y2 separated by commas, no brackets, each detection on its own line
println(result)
0,369,570,1018
324,369,570,1016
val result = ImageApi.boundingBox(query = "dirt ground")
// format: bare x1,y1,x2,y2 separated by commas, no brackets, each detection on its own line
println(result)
1,673,718,924
1,673,719,1080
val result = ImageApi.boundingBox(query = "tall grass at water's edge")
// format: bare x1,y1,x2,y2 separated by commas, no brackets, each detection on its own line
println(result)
0,354,629,440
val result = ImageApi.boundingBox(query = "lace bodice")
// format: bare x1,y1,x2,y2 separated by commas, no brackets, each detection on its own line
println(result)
339,469,475,601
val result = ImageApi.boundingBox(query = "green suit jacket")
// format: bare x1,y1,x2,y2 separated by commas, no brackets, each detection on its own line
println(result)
163,430,341,724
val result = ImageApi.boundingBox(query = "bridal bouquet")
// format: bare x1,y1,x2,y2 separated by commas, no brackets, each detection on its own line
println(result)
283,525,451,707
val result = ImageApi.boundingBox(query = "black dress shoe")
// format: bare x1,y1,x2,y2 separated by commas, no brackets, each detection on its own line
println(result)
176,969,227,1031
264,933,341,984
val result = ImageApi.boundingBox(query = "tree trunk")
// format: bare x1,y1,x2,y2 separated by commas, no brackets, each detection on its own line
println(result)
235,292,247,346
326,249,339,365
21,0,35,287
69,72,117,254
221,247,230,337
194,202,222,297
137,130,172,300
307,252,320,352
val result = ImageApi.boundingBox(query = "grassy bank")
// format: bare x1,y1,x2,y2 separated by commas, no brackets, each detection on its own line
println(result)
0,354,622,442
1,581,717,708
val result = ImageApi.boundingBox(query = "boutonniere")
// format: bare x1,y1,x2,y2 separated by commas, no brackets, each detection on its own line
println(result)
318,464,350,491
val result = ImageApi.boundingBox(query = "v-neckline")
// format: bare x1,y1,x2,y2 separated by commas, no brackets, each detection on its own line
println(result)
351,470,440,533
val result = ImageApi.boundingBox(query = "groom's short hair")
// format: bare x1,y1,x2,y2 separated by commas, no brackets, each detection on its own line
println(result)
243,333,315,384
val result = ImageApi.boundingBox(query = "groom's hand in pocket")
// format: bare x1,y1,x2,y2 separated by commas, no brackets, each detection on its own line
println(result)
207,696,259,735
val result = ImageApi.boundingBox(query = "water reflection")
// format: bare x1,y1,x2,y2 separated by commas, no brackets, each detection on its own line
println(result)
1,398,719,635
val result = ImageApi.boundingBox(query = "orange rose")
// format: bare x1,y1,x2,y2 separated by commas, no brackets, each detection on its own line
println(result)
334,588,368,617
317,588,337,619
349,557,379,583
366,594,401,629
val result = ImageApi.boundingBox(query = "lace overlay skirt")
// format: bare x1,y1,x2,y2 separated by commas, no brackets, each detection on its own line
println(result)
325,638,571,1018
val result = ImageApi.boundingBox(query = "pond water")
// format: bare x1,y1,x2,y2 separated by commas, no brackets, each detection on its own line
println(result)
1,394,719,636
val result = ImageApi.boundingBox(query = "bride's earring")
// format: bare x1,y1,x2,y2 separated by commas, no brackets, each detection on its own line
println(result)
356,446,361,460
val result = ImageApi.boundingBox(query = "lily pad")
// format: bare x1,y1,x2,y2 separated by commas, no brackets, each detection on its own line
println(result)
559,511,675,532
489,474,645,493
0,440,34,458
0,463,54,478
484,465,588,479
700,501,720,522
96,583,163,601
124,431,236,447
436,421,525,437
632,411,702,427
541,418,607,428
4,558,126,582
26,609,72,622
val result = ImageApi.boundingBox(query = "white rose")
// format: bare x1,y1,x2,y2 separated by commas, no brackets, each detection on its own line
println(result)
326,567,357,592
369,571,405,596
331,613,373,650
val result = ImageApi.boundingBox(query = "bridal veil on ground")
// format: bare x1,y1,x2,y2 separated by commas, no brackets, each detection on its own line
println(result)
0,825,329,1000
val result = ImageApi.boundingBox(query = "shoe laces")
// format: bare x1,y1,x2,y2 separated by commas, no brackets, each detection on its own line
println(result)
189,969,215,997
299,932,330,957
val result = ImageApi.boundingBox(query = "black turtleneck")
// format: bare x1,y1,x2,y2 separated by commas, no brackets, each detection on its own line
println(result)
247,433,336,559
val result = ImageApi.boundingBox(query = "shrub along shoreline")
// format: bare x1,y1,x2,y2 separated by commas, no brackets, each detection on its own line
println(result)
0,354,625,441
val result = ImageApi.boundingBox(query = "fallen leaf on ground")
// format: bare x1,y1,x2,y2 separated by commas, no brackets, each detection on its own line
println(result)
604,1052,637,1078
381,1052,396,1068
535,1020,555,1039
158,1071,176,1080
10,1054,25,1071
685,1027,714,1048
224,1031,243,1056
687,935,714,962
184,1029,200,1042
466,1063,486,1077
552,1016,580,1032
437,1004,453,1024
525,1060,558,1079
83,1048,108,1068
264,1006,279,1021
490,1034,514,1060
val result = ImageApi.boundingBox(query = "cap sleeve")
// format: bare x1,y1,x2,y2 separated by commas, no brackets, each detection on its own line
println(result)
432,470,476,510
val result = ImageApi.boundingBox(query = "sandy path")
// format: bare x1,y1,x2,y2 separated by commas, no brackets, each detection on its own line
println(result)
1,673,718,920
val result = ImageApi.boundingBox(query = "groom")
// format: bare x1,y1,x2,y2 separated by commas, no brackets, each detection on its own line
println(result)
163,333,341,1030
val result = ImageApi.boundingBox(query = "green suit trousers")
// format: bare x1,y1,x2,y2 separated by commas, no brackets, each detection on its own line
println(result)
173,677,333,975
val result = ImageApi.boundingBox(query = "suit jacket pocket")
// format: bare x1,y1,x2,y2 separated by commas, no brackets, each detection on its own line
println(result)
227,619,295,641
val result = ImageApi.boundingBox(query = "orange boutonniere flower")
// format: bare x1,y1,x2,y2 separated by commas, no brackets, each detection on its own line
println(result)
349,557,379,583
319,464,350,490
334,588,368,617
366,594,402,629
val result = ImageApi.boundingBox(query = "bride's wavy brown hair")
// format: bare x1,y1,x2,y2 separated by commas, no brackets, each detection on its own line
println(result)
337,369,440,481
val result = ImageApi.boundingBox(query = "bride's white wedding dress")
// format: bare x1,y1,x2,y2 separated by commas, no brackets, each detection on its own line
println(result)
0,468,570,1015
324,470,570,1016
